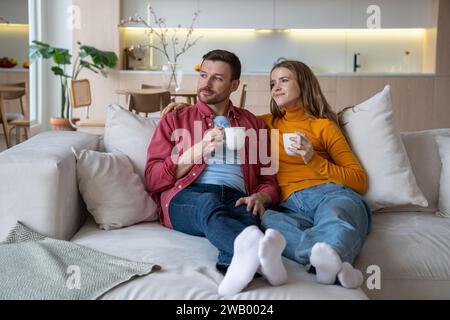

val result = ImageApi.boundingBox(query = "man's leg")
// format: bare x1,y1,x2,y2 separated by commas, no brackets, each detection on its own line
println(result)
169,184,259,267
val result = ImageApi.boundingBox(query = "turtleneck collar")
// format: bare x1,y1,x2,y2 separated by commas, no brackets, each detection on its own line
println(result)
283,106,309,122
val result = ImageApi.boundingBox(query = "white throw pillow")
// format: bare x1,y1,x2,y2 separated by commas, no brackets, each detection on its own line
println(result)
340,85,428,211
72,148,158,230
436,135,450,217
104,104,160,182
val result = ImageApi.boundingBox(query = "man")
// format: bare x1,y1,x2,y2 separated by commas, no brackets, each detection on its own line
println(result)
145,50,287,295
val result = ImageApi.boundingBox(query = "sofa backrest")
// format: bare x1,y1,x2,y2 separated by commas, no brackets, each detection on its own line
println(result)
392,128,450,213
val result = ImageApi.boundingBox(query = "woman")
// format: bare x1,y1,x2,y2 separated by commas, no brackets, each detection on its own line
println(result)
259,60,371,289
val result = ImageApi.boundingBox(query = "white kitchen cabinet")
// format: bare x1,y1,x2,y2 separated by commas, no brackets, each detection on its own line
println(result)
197,0,274,29
275,0,351,29
350,0,435,28
275,0,435,29
121,0,199,27
122,0,435,29
0,0,28,24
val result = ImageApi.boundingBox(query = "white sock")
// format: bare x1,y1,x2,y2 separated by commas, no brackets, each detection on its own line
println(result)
218,226,263,296
258,229,288,286
337,262,364,289
310,242,342,285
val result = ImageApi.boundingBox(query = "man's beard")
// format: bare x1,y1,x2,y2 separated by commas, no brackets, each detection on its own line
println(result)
198,88,228,105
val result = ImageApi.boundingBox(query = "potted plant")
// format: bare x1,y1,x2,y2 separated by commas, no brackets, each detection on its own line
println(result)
30,40,118,130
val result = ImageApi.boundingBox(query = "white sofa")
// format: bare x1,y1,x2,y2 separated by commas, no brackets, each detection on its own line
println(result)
1,128,449,300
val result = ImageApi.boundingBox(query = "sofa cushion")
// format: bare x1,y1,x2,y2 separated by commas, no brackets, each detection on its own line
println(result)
436,135,450,217
377,129,450,214
355,211,450,299
0,131,99,240
72,148,158,230
340,85,428,211
71,218,367,300
103,104,159,183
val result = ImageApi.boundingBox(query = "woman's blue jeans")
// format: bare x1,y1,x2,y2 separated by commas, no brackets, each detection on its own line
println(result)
261,183,371,265
169,183,259,266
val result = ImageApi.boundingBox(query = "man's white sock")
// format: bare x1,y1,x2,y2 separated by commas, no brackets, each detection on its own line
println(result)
218,226,263,296
337,262,364,289
258,229,288,286
310,242,342,285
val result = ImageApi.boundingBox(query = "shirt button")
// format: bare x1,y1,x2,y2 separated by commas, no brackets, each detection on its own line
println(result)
178,185,182,189
208,123,212,127
192,173,196,176
165,204,168,208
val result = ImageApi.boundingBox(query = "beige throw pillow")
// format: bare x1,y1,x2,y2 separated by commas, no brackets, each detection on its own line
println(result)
103,104,159,183
340,85,428,211
72,148,158,230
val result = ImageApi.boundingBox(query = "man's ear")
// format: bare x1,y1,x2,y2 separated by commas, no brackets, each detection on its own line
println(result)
230,79,240,93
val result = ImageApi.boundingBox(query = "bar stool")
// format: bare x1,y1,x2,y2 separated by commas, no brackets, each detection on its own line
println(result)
0,82,30,148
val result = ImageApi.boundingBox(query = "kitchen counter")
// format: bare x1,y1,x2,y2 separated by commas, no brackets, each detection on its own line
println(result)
0,68,29,73
118,70,435,77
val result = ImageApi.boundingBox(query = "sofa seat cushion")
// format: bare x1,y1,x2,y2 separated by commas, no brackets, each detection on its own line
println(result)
72,218,367,300
355,211,450,299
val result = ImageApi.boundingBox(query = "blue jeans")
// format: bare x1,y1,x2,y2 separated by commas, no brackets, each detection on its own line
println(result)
261,183,371,265
168,183,259,266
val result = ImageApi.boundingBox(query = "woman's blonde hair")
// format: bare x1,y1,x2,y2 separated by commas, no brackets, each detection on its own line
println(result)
270,60,339,125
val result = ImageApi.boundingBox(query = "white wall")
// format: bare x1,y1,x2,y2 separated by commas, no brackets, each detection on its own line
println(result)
35,0,73,131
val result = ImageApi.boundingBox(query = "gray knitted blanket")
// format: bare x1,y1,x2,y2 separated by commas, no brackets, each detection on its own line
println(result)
0,222,161,299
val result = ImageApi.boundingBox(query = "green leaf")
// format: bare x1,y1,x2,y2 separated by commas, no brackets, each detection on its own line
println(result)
52,48,72,65
79,60,100,74
29,41,54,62
51,66,70,78
78,44,118,68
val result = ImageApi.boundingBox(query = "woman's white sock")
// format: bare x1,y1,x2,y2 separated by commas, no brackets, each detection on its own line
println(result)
337,262,364,289
310,242,342,285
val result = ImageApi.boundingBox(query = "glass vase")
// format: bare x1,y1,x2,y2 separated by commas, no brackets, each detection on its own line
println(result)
162,62,183,92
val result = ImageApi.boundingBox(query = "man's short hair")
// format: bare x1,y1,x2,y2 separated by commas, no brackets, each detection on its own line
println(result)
202,49,241,81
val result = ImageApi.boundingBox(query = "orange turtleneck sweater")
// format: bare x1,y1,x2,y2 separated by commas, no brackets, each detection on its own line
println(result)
258,107,366,202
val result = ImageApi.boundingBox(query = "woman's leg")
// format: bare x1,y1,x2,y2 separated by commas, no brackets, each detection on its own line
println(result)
261,194,314,265
309,186,370,264
262,184,371,288
305,185,371,287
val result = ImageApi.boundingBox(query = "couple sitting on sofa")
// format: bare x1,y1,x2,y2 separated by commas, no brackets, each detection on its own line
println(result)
145,49,372,296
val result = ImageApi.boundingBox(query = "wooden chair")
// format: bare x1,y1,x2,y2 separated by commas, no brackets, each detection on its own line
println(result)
239,83,248,109
69,79,105,129
128,91,171,117
0,82,30,148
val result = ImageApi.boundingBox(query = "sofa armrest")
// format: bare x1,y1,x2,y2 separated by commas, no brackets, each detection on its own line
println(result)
0,131,99,240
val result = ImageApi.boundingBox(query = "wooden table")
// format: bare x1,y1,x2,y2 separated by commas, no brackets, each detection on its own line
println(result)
0,85,26,148
115,88,198,105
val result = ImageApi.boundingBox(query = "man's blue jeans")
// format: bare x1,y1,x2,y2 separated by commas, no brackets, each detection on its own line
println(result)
261,183,371,265
168,183,259,267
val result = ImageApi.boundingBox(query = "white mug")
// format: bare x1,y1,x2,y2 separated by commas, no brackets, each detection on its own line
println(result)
283,133,301,156
225,127,246,151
